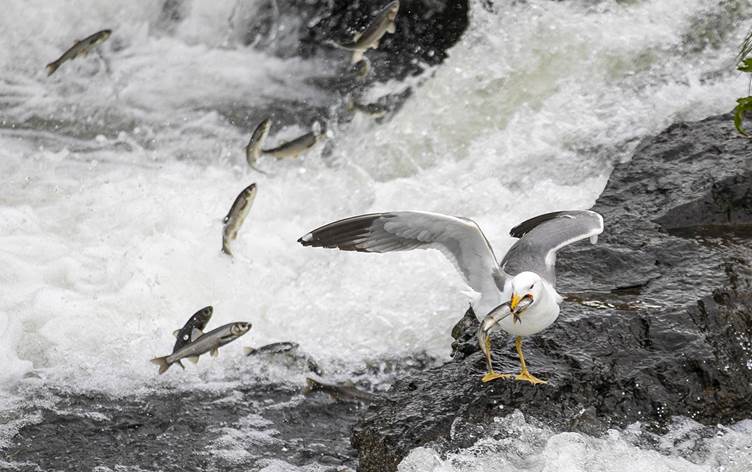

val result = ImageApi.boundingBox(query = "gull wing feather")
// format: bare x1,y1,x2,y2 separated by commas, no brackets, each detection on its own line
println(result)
298,211,504,311
500,210,604,286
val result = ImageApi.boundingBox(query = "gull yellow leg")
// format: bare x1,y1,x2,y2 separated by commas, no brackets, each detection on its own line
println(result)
514,336,547,385
481,335,513,382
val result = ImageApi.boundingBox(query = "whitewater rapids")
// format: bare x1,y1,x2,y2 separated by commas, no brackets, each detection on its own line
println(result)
1,1,751,470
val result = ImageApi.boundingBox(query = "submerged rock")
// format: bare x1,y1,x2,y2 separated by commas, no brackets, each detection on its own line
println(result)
352,114,752,471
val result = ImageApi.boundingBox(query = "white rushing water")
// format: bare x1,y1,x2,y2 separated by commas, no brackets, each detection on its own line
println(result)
1,0,751,469
399,411,752,472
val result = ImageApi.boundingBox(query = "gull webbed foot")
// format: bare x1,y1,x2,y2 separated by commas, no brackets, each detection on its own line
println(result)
481,371,514,383
514,370,547,385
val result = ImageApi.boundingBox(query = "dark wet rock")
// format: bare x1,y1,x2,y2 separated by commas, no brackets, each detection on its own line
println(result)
352,113,752,471
302,0,468,82
209,1,468,141
450,306,479,359
3,352,437,471
231,0,469,82
4,384,359,471
654,171,752,237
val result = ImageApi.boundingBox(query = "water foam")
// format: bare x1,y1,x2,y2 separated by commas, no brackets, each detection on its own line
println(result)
0,0,749,399
399,412,752,472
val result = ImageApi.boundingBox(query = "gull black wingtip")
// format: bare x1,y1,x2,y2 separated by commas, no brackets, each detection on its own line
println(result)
298,233,314,246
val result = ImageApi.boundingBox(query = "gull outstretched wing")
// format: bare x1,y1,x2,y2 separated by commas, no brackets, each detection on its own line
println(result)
298,211,504,313
500,210,604,286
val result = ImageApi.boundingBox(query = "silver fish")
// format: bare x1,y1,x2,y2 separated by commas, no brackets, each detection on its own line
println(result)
478,297,534,380
244,342,323,375
243,341,299,356
345,1,400,63
303,377,381,403
328,0,399,64
477,302,513,376
346,95,388,118
172,306,213,354
245,118,271,171
222,183,257,256
46,29,112,76
262,132,319,159
151,322,251,375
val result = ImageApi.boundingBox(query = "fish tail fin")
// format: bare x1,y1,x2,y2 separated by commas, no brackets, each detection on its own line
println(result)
221,241,233,257
150,356,171,375
245,146,257,168
46,61,60,76
246,142,266,170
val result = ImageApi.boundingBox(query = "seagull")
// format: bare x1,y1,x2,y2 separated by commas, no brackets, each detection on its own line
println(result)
297,210,604,384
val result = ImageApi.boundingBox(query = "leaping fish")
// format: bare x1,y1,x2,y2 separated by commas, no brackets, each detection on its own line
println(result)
172,306,214,355
346,95,388,118
244,341,323,375
222,183,257,256
303,377,382,403
151,322,251,374
245,118,271,173
46,29,112,76
330,1,399,64
262,131,321,160
477,298,533,381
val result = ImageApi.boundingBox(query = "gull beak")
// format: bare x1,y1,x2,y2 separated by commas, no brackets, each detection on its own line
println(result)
510,293,521,311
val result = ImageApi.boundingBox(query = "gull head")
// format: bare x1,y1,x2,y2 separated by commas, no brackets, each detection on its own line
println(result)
510,271,543,313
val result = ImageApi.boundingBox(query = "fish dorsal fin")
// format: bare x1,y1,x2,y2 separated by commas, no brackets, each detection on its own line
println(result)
191,328,204,341
386,22,396,34
173,330,180,337
188,356,200,364
210,347,219,358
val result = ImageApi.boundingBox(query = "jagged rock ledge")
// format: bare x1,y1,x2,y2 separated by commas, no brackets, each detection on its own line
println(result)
351,114,752,472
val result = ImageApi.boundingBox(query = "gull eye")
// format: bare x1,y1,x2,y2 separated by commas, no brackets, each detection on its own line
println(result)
529,283,535,290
